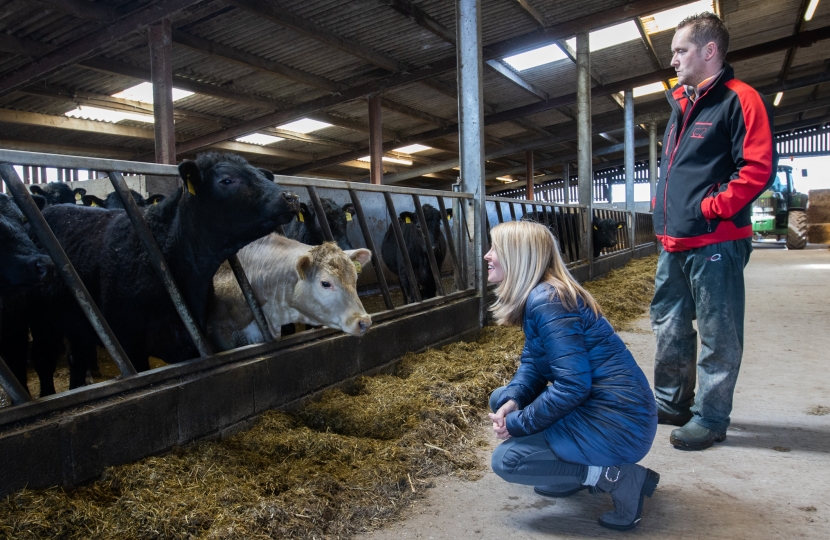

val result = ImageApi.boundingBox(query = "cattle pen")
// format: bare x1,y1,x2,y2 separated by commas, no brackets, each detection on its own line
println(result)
0,148,657,495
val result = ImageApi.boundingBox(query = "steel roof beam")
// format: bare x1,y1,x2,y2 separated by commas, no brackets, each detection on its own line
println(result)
778,0,812,83
32,0,120,23
0,0,205,97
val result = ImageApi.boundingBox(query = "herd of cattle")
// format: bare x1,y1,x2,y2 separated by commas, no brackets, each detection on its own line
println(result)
0,152,625,401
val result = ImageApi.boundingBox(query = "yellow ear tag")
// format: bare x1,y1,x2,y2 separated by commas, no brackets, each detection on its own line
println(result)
353,261,362,273
405,216,412,224
617,224,623,229
75,193,82,201
187,179,197,196
345,212,352,222
298,213,305,223
90,200,98,207
593,225,598,230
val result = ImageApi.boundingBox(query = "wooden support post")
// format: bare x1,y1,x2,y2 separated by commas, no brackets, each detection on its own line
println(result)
149,19,176,165
368,92,383,185
525,149,534,200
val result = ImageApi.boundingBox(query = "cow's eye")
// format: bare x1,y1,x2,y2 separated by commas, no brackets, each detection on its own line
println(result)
321,281,331,288
220,178,233,185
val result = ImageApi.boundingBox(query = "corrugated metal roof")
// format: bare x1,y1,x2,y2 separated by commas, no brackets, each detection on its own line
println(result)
0,0,824,185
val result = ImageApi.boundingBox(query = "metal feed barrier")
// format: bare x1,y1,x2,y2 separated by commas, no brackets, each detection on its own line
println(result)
0,150,476,414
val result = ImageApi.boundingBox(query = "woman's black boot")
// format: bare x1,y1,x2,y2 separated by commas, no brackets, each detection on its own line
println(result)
594,464,660,531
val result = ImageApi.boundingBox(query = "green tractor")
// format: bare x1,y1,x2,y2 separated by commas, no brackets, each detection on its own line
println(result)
751,165,809,249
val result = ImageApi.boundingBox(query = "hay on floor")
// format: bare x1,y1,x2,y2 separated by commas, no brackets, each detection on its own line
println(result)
0,255,657,539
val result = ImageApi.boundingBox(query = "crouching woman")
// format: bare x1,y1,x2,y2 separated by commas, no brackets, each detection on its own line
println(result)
486,221,658,531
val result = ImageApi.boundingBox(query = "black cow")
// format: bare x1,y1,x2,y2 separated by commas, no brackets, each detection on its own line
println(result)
592,218,625,257
24,152,299,394
0,194,53,294
381,204,450,303
81,190,165,209
282,198,355,250
29,182,85,206
521,211,625,258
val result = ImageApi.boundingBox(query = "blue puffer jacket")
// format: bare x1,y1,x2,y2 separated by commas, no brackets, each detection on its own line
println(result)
495,283,657,466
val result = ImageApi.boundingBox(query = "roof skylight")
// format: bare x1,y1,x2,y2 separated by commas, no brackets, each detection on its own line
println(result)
503,43,569,71
235,133,285,146
576,21,642,52
111,82,194,103
633,82,667,97
65,105,155,123
357,156,413,166
394,144,432,154
640,1,715,34
277,118,333,133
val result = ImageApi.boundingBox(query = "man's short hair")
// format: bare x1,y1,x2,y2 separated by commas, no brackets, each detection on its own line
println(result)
676,11,729,60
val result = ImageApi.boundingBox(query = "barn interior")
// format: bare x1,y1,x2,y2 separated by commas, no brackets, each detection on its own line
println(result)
0,0,829,537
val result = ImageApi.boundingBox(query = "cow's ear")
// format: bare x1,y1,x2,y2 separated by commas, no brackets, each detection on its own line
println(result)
445,208,453,219
73,188,86,201
295,252,313,280
345,248,372,270
29,185,45,196
178,160,202,196
31,194,46,210
82,195,105,207
258,168,275,181
399,211,415,224
342,203,355,221
146,194,165,205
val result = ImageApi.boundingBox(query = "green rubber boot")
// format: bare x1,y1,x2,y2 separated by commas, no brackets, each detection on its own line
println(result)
594,464,660,531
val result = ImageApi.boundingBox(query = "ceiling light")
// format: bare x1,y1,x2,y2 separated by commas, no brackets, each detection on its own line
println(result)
633,82,668,97
394,144,432,153
503,43,569,71
805,0,820,20
65,105,154,123
495,176,517,183
278,118,332,133
111,82,194,103
773,92,784,106
641,1,715,34
235,133,285,145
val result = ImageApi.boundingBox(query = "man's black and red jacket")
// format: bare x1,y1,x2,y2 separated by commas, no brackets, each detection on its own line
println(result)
653,63,778,252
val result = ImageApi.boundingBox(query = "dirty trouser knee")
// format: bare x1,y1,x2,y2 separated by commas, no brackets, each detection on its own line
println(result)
650,239,752,433
489,386,588,486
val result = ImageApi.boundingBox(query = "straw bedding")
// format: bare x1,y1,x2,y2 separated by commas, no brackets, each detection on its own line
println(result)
0,255,657,539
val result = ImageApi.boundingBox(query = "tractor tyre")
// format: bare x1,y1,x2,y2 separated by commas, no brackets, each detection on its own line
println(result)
786,210,807,250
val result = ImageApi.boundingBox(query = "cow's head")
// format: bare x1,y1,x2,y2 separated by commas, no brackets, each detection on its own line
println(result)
29,182,76,206
592,218,625,255
0,194,53,293
294,242,373,336
176,153,299,253
398,204,447,256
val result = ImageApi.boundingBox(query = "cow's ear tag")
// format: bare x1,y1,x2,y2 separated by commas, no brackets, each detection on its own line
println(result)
353,261,362,273
345,212,352,222
405,216,412,224
593,225,598,230
90,200,98,207
186,176,197,196
617,223,623,229
75,192,82,201
298,212,305,223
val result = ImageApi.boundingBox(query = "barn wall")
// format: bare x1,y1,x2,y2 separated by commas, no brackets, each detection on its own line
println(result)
0,295,481,496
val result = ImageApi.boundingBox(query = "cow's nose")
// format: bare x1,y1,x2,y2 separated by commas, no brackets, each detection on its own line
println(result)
33,257,53,281
358,318,372,335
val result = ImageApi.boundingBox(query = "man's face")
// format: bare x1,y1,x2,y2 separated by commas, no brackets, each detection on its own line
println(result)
671,26,708,88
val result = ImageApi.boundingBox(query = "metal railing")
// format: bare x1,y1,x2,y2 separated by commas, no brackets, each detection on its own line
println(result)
0,150,474,410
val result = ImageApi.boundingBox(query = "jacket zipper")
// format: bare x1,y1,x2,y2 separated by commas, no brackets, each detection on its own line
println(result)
662,85,716,238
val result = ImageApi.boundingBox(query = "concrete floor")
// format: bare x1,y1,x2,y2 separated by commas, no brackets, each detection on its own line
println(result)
358,243,830,540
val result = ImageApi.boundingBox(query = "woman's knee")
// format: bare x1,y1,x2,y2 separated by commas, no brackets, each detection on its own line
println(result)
489,386,508,413
491,439,519,478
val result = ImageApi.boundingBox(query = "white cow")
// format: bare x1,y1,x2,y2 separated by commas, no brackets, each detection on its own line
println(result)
209,234,373,351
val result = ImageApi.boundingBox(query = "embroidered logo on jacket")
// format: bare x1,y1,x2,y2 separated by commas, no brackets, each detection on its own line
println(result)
691,122,713,139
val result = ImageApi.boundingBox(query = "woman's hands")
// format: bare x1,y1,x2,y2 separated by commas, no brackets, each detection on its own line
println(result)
488,400,518,440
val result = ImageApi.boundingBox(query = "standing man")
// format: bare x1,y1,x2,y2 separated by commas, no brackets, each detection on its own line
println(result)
651,12,777,451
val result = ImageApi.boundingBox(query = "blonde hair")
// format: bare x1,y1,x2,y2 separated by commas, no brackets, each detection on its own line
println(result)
489,220,601,326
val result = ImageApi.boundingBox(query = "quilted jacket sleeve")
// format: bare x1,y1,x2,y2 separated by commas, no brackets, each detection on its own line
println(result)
505,292,592,437
494,337,547,410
